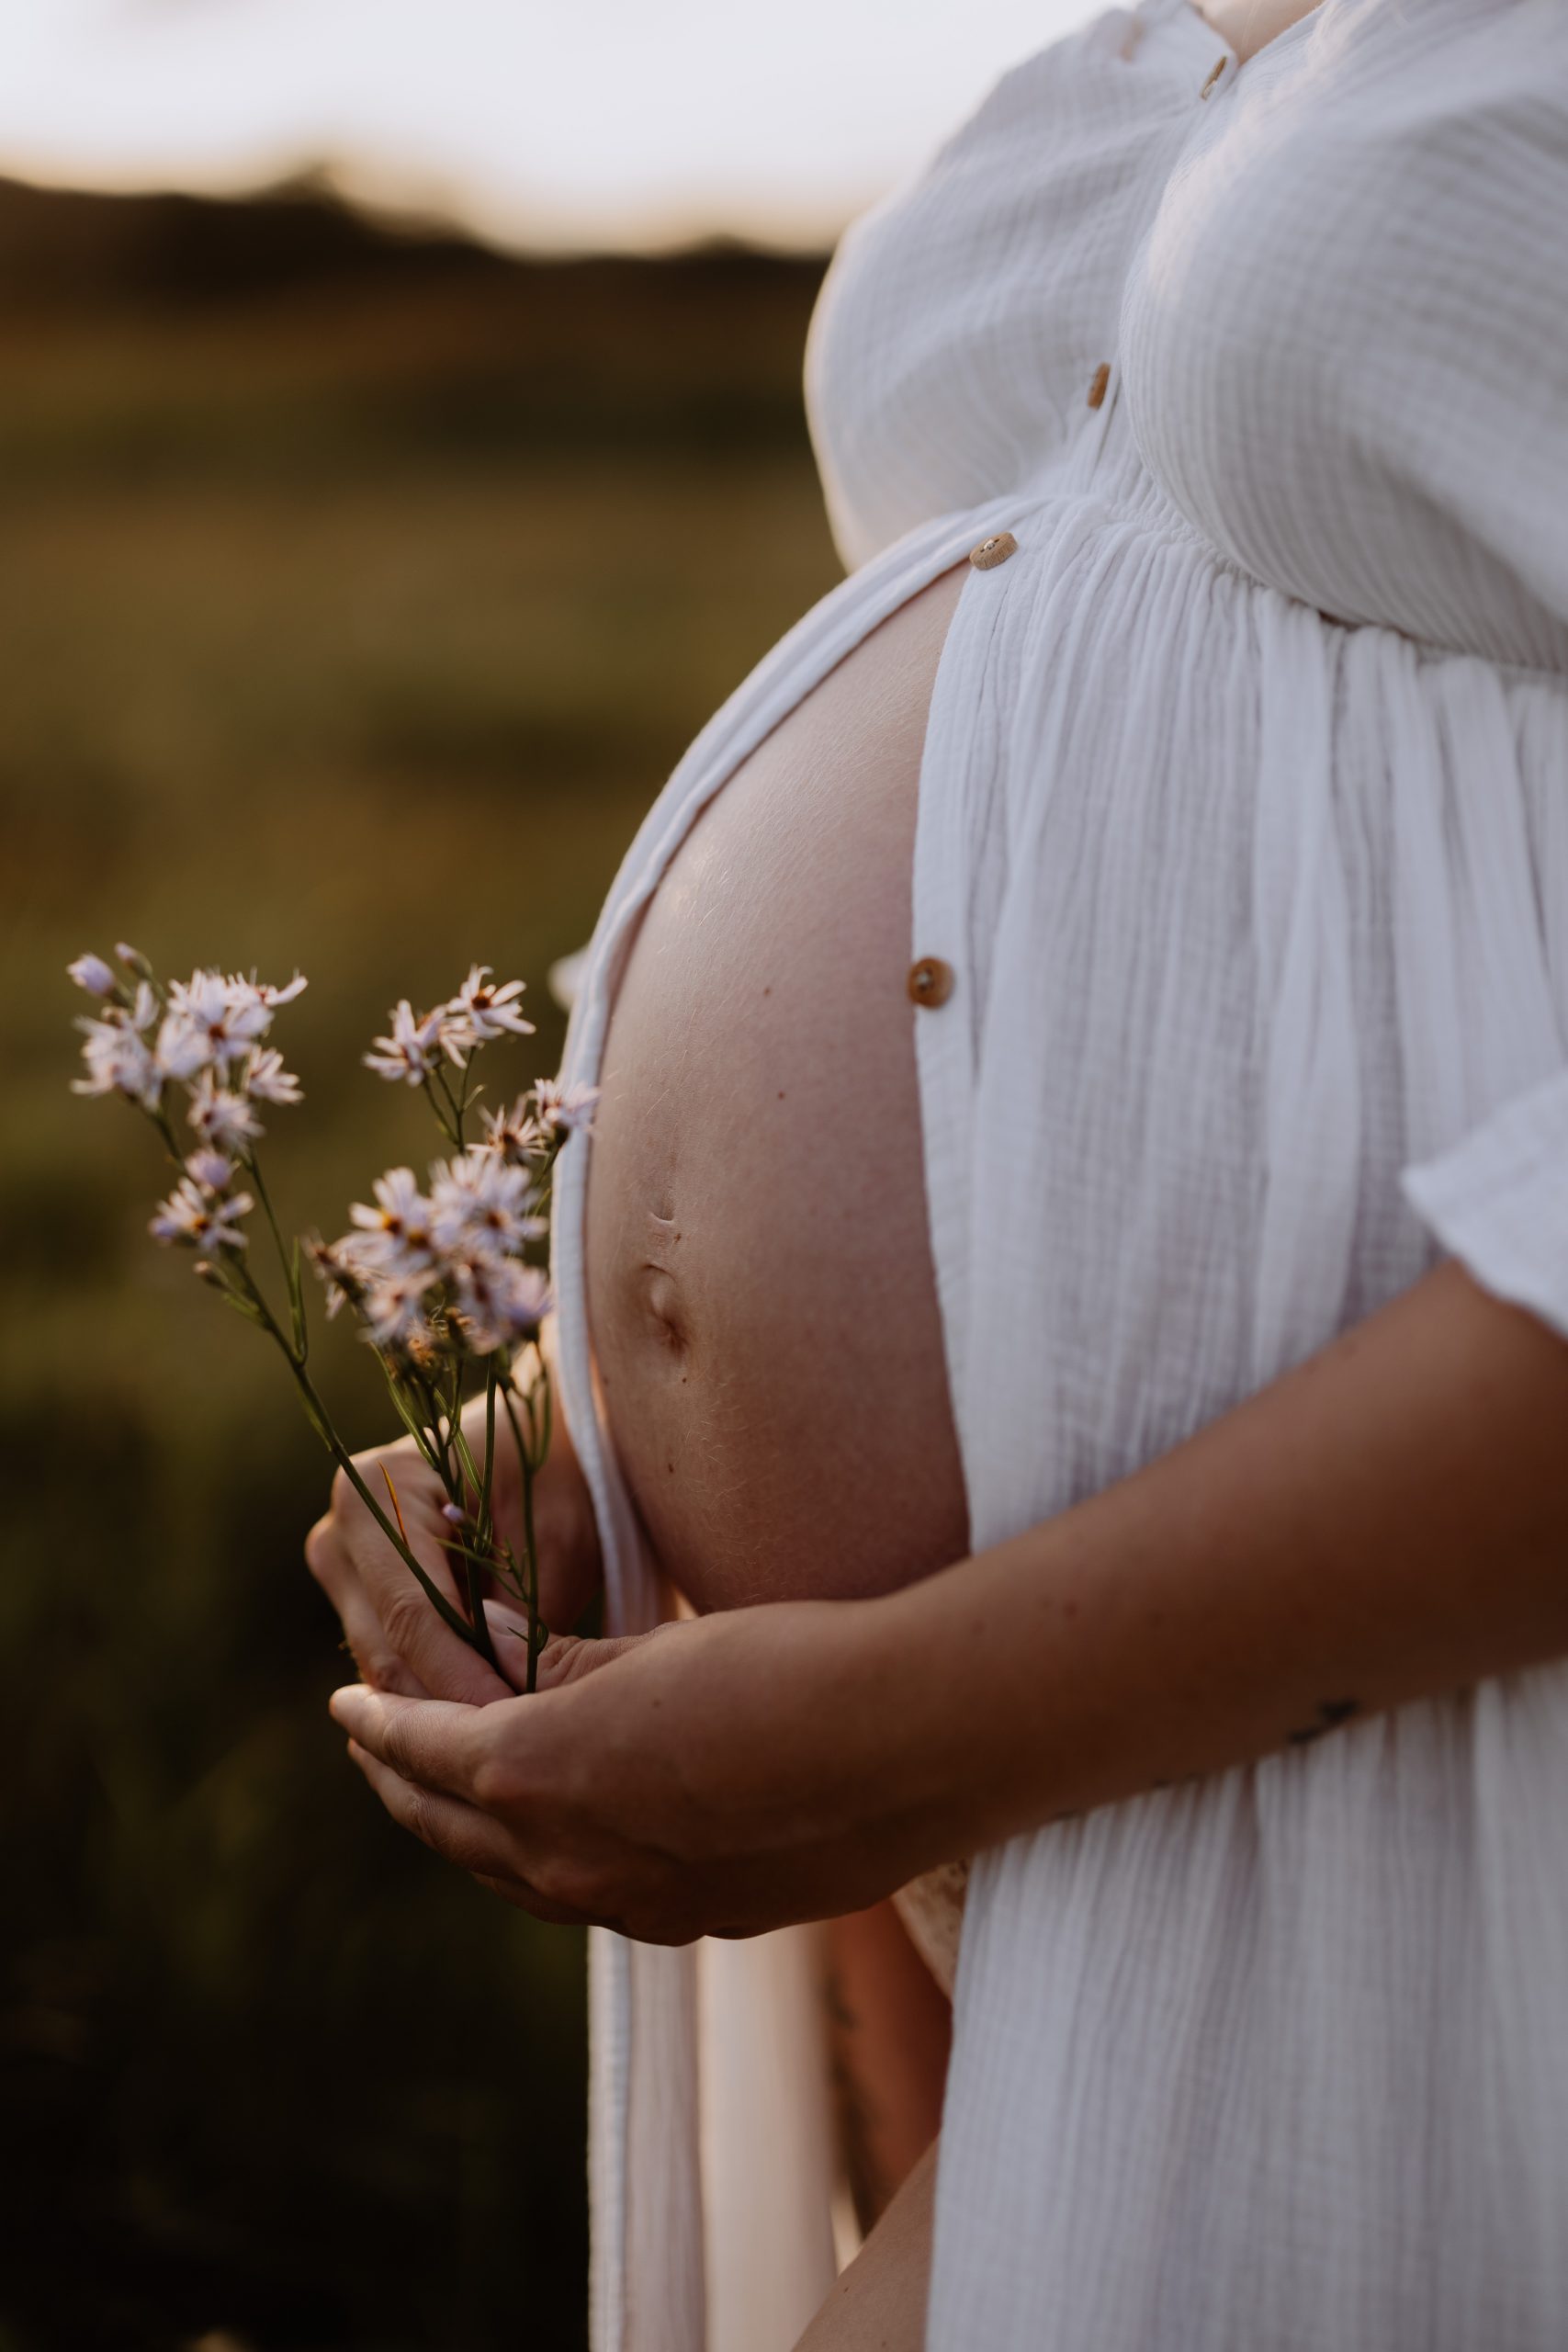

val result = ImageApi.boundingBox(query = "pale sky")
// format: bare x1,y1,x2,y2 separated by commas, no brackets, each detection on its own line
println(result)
0,0,1096,253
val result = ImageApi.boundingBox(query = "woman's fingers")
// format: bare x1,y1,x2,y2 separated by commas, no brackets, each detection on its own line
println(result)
531,1628,655,1691
344,1741,591,1927
328,1573,434,1698
482,1600,546,1693
303,1378,608,1713
335,1473,513,1707
344,1741,503,1867
329,1683,493,1800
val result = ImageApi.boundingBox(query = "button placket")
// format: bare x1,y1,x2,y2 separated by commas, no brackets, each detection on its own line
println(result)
923,528,1017,1017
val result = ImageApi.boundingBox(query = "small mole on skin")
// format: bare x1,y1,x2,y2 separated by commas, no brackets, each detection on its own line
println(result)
777,1091,785,1101
762,985,772,997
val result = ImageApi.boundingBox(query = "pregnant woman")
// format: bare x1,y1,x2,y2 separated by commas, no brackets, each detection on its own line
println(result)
308,0,1568,2344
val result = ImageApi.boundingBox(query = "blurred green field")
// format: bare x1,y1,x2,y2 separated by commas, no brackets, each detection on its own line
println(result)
0,184,839,2352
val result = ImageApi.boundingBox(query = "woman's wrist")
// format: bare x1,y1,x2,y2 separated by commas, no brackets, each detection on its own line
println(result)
840,1573,1026,1870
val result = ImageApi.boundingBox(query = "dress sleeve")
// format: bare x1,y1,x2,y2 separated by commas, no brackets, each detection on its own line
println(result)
1383,27,1568,1343
1404,1070,1568,1345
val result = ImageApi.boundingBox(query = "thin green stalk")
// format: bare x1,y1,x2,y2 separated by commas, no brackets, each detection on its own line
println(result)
427,1063,465,1148
502,1381,542,1695
476,1359,500,1547
246,1151,290,1290
231,1256,493,1661
245,1152,307,1362
453,1358,502,1646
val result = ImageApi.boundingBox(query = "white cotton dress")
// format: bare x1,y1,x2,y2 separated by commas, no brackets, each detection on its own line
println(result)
549,1,1568,2345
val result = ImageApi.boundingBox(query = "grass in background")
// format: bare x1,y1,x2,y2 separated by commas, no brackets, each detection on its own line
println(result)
0,185,840,2352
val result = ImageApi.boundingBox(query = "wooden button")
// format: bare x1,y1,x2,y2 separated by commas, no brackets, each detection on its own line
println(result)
1200,54,1227,96
908,956,955,1008
968,531,1017,571
1087,361,1111,411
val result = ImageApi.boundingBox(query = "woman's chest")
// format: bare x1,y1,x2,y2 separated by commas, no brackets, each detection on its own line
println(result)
1196,0,1320,65
1119,0,1568,662
814,0,1568,667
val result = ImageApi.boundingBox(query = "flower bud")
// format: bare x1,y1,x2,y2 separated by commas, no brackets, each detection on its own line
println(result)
441,1502,467,1529
67,953,118,998
186,1149,235,1193
115,943,155,981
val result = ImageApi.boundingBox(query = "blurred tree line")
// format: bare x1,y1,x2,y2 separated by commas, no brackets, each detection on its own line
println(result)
0,175,840,2350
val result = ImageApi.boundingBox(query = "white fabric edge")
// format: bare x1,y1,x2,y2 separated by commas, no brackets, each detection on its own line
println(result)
1402,1061,1568,1345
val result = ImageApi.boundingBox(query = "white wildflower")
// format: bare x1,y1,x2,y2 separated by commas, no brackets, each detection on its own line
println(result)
157,968,272,1080
534,1077,599,1141
449,1256,551,1354
446,964,536,1047
361,1268,441,1355
73,1012,163,1107
244,1046,303,1105
307,1235,370,1319
428,1148,542,1261
226,969,307,1017
187,1068,264,1153
363,1000,458,1085
348,1167,436,1279
186,1149,235,1193
150,1175,253,1251
479,1095,547,1167
67,953,118,999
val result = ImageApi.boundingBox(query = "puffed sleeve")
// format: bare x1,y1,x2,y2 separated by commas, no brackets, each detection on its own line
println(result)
1376,25,1568,1341
1404,1069,1568,1344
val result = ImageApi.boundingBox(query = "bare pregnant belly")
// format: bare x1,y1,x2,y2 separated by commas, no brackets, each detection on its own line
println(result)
584,568,970,1613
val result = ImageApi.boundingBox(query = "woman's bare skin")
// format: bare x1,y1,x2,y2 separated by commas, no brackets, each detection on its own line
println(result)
796,2143,939,2352
584,564,970,1619
1201,0,1316,64
824,1902,952,2235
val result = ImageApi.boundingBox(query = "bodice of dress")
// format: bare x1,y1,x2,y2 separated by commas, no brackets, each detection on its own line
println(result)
808,0,1568,670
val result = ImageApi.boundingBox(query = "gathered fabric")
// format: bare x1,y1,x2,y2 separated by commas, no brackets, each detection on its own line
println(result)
550,1,1568,2344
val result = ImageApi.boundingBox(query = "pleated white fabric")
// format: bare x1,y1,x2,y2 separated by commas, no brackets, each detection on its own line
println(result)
551,1,1568,2343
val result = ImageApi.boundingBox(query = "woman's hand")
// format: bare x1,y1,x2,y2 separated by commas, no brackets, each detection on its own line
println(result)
323,1262,1568,1944
327,1597,960,1942
304,1322,603,1708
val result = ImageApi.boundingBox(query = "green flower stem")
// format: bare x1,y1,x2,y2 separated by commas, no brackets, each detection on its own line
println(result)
426,1063,466,1148
244,1152,306,1360
502,1379,543,1695
451,1358,501,1646
231,1256,494,1662
475,1359,500,1550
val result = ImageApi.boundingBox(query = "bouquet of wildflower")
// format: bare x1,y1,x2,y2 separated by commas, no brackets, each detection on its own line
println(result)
67,944,593,1690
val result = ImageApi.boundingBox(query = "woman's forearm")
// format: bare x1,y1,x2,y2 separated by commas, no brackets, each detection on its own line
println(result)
886,1259,1568,1853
